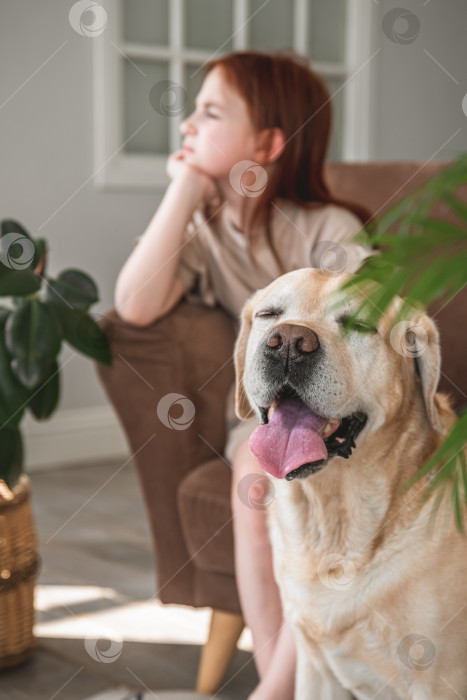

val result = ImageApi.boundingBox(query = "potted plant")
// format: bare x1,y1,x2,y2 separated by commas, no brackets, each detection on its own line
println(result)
0,218,111,669
340,153,467,530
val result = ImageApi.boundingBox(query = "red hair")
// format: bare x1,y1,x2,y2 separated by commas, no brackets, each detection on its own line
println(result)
205,51,370,273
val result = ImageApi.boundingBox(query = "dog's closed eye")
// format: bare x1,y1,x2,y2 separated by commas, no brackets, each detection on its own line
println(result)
255,307,283,319
336,314,378,335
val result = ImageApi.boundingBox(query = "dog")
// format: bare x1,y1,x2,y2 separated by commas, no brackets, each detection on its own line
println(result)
234,268,467,700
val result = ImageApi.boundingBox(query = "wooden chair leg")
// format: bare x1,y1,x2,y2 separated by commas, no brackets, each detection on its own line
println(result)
196,609,245,694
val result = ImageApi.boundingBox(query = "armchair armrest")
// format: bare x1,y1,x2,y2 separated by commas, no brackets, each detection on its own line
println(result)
96,301,236,605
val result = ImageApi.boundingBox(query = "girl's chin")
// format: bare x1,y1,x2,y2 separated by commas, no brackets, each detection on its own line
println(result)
182,156,231,182
184,154,214,174
188,162,226,180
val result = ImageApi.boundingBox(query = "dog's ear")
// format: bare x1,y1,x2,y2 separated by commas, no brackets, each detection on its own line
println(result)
234,298,256,420
406,315,442,431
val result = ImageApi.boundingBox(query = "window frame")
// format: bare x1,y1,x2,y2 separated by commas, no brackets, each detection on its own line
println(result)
93,0,378,191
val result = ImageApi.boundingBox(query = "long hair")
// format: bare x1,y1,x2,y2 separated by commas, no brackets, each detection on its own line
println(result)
205,51,370,273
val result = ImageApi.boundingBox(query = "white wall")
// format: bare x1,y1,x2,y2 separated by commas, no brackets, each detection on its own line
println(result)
373,0,467,160
0,0,465,468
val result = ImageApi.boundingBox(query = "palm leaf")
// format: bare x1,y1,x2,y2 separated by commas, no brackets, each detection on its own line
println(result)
339,154,467,532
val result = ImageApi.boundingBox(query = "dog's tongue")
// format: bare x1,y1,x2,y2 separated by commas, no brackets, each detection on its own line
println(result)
249,396,328,479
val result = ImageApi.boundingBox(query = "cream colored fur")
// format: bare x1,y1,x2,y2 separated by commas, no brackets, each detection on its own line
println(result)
235,268,466,700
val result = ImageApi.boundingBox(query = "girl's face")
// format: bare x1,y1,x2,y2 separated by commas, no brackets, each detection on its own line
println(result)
180,67,259,181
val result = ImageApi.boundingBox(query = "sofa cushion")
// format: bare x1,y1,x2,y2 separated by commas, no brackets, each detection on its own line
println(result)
178,460,235,577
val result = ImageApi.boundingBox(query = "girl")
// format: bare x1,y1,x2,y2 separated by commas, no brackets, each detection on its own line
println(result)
115,51,370,700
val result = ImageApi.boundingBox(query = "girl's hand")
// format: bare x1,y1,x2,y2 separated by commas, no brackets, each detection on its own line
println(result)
166,150,219,204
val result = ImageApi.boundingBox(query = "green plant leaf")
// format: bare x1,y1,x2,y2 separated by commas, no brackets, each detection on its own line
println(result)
49,304,111,366
45,269,99,310
368,195,415,237
28,361,60,420
0,220,45,294
405,413,467,490
0,426,23,488
442,192,467,223
5,299,62,388
452,470,464,534
0,219,37,272
0,307,9,326
338,155,467,531
0,312,28,428
403,412,467,531
1,219,34,240
0,265,41,296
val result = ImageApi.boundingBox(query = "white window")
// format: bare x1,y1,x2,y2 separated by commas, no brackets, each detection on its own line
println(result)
94,0,377,190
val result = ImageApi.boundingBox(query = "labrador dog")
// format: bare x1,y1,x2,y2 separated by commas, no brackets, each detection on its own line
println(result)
234,268,467,700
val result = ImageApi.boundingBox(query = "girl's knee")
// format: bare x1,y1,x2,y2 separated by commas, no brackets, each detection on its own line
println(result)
231,440,262,491
231,442,273,516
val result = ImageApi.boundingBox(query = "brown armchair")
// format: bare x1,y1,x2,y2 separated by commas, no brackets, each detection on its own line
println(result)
97,161,466,693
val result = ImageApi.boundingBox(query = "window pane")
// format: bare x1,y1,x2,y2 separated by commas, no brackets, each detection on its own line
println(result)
185,0,233,51
325,77,344,161
309,0,346,63
123,0,169,46
183,63,206,114
249,0,294,50
124,60,170,155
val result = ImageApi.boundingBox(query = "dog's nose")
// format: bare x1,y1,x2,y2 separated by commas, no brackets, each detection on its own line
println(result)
265,323,319,361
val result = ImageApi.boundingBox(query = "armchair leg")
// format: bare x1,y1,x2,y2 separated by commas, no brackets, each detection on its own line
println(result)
196,609,245,694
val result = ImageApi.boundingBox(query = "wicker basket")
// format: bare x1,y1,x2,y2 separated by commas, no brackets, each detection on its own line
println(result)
0,475,39,670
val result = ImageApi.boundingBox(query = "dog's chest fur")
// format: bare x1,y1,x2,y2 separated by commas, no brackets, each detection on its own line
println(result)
266,475,437,699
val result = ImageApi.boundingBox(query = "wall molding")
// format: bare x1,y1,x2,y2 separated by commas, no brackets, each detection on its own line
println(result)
23,405,129,472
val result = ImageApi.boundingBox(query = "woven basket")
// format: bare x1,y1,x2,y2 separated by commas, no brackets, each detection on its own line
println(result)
0,475,39,670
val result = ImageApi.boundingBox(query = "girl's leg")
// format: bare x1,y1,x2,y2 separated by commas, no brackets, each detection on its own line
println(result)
230,438,296,700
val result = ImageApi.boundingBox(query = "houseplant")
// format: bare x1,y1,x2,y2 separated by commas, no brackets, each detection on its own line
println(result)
0,218,111,668
339,153,467,530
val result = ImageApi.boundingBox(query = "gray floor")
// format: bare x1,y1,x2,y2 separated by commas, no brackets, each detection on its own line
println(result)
0,461,258,700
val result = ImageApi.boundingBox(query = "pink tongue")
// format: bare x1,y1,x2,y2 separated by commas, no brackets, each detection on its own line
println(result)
249,396,328,479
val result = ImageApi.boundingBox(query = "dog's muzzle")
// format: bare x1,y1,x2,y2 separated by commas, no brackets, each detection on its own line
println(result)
248,323,367,480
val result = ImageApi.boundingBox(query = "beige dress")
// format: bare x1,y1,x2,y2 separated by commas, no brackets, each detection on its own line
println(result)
175,199,369,463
